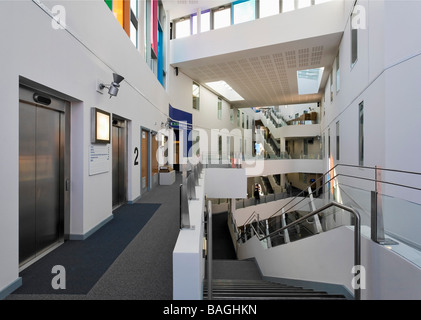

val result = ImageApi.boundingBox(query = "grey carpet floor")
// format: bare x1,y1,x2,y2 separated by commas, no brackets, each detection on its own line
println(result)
7,173,182,300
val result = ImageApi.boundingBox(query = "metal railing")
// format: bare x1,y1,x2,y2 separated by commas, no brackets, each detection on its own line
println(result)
241,163,421,250
179,162,203,229
248,201,361,300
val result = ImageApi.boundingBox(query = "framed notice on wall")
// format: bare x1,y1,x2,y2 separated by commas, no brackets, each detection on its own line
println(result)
89,144,110,175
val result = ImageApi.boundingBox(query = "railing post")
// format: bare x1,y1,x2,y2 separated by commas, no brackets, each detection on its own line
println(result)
371,166,396,245
207,200,212,300
308,187,323,233
265,220,271,248
281,208,290,243
353,206,361,301
179,184,183,229
180,165,191,229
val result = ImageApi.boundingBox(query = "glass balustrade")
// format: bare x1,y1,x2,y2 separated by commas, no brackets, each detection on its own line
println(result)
232,164,421,268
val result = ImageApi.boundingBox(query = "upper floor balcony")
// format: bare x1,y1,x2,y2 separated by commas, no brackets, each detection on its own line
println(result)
169,0,350,108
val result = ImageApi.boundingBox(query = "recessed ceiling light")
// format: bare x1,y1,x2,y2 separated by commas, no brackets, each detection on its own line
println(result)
205,81,244,101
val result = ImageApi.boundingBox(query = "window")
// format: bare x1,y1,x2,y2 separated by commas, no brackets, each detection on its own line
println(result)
175,17,190,38
359,102,364,165
130,0,138,48
237,109,240,126
193,82,200,110
282,0,295,12
328,128,331,158
157,23,164,85
151,0,158,54
336,121,340,161
259,0,280,18
217,98,222,120
232,0,256,25
107,0,138,47
351,12,358,67
214,6,231,29
336,52,340,92
330,70,334,102
192,10,211,34
230,107,234,123
130,21,138,47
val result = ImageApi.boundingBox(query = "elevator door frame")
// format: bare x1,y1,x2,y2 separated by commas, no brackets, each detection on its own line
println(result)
112,116,128,209
18,85,70,267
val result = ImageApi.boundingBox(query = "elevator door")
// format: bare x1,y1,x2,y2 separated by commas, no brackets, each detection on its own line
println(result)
112,122,126,208
19,94,65,265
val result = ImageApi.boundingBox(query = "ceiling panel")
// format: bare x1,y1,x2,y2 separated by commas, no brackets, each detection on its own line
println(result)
173,32,341,108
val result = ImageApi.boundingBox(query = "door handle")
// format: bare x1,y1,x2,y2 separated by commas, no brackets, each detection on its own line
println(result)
65,179,70,191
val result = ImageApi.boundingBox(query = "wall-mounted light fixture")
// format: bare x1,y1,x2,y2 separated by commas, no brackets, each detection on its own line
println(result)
91,108,111,144
98,73,124,98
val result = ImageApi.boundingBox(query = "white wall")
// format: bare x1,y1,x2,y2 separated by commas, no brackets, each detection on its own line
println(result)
167,67,252,160
204,168,247,198
320,0,421,204
242,159,324,177
0,0,170,295
173,173,206,300
237,226,421,300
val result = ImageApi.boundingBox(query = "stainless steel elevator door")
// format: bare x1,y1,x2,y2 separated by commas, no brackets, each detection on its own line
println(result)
19,101,63,265
112,124,126,208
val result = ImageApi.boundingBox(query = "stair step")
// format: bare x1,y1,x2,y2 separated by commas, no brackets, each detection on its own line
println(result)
203,278,347,300
205,288,314,292
204,296,347,300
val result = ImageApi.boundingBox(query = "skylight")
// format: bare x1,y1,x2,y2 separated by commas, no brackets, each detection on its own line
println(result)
297,67,324,95
205,81,244,101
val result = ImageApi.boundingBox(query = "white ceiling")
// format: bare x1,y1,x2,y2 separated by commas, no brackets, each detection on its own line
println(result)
172,32,342,108
163,0,343,109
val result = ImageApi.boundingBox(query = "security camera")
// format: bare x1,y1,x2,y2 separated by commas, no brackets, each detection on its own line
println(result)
99,73,124,98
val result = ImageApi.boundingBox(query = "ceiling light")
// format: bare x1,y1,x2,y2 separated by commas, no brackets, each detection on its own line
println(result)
205,81,244,102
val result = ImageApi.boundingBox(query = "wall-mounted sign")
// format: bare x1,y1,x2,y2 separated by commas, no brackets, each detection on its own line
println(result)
89,144,110,175
134,147,139,166
91,107,111,144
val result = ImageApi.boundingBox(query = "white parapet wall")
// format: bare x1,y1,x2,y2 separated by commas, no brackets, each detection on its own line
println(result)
173,168,248,299
242,159,324,177
173,173,206,300
204,168,247,199
233,197,309,226
236,225,421,300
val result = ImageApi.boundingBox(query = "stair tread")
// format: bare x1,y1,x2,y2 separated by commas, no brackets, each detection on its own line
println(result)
203,278,347,300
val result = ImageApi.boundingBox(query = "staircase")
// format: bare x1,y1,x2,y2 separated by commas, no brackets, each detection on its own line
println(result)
204,259,348,300
204,279,348,300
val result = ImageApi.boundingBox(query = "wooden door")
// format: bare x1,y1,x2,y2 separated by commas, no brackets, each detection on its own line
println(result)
141,130,149,191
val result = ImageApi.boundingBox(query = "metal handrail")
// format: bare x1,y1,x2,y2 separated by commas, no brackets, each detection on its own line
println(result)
243,163,421,226
179,162,204,229
250,201,361,300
